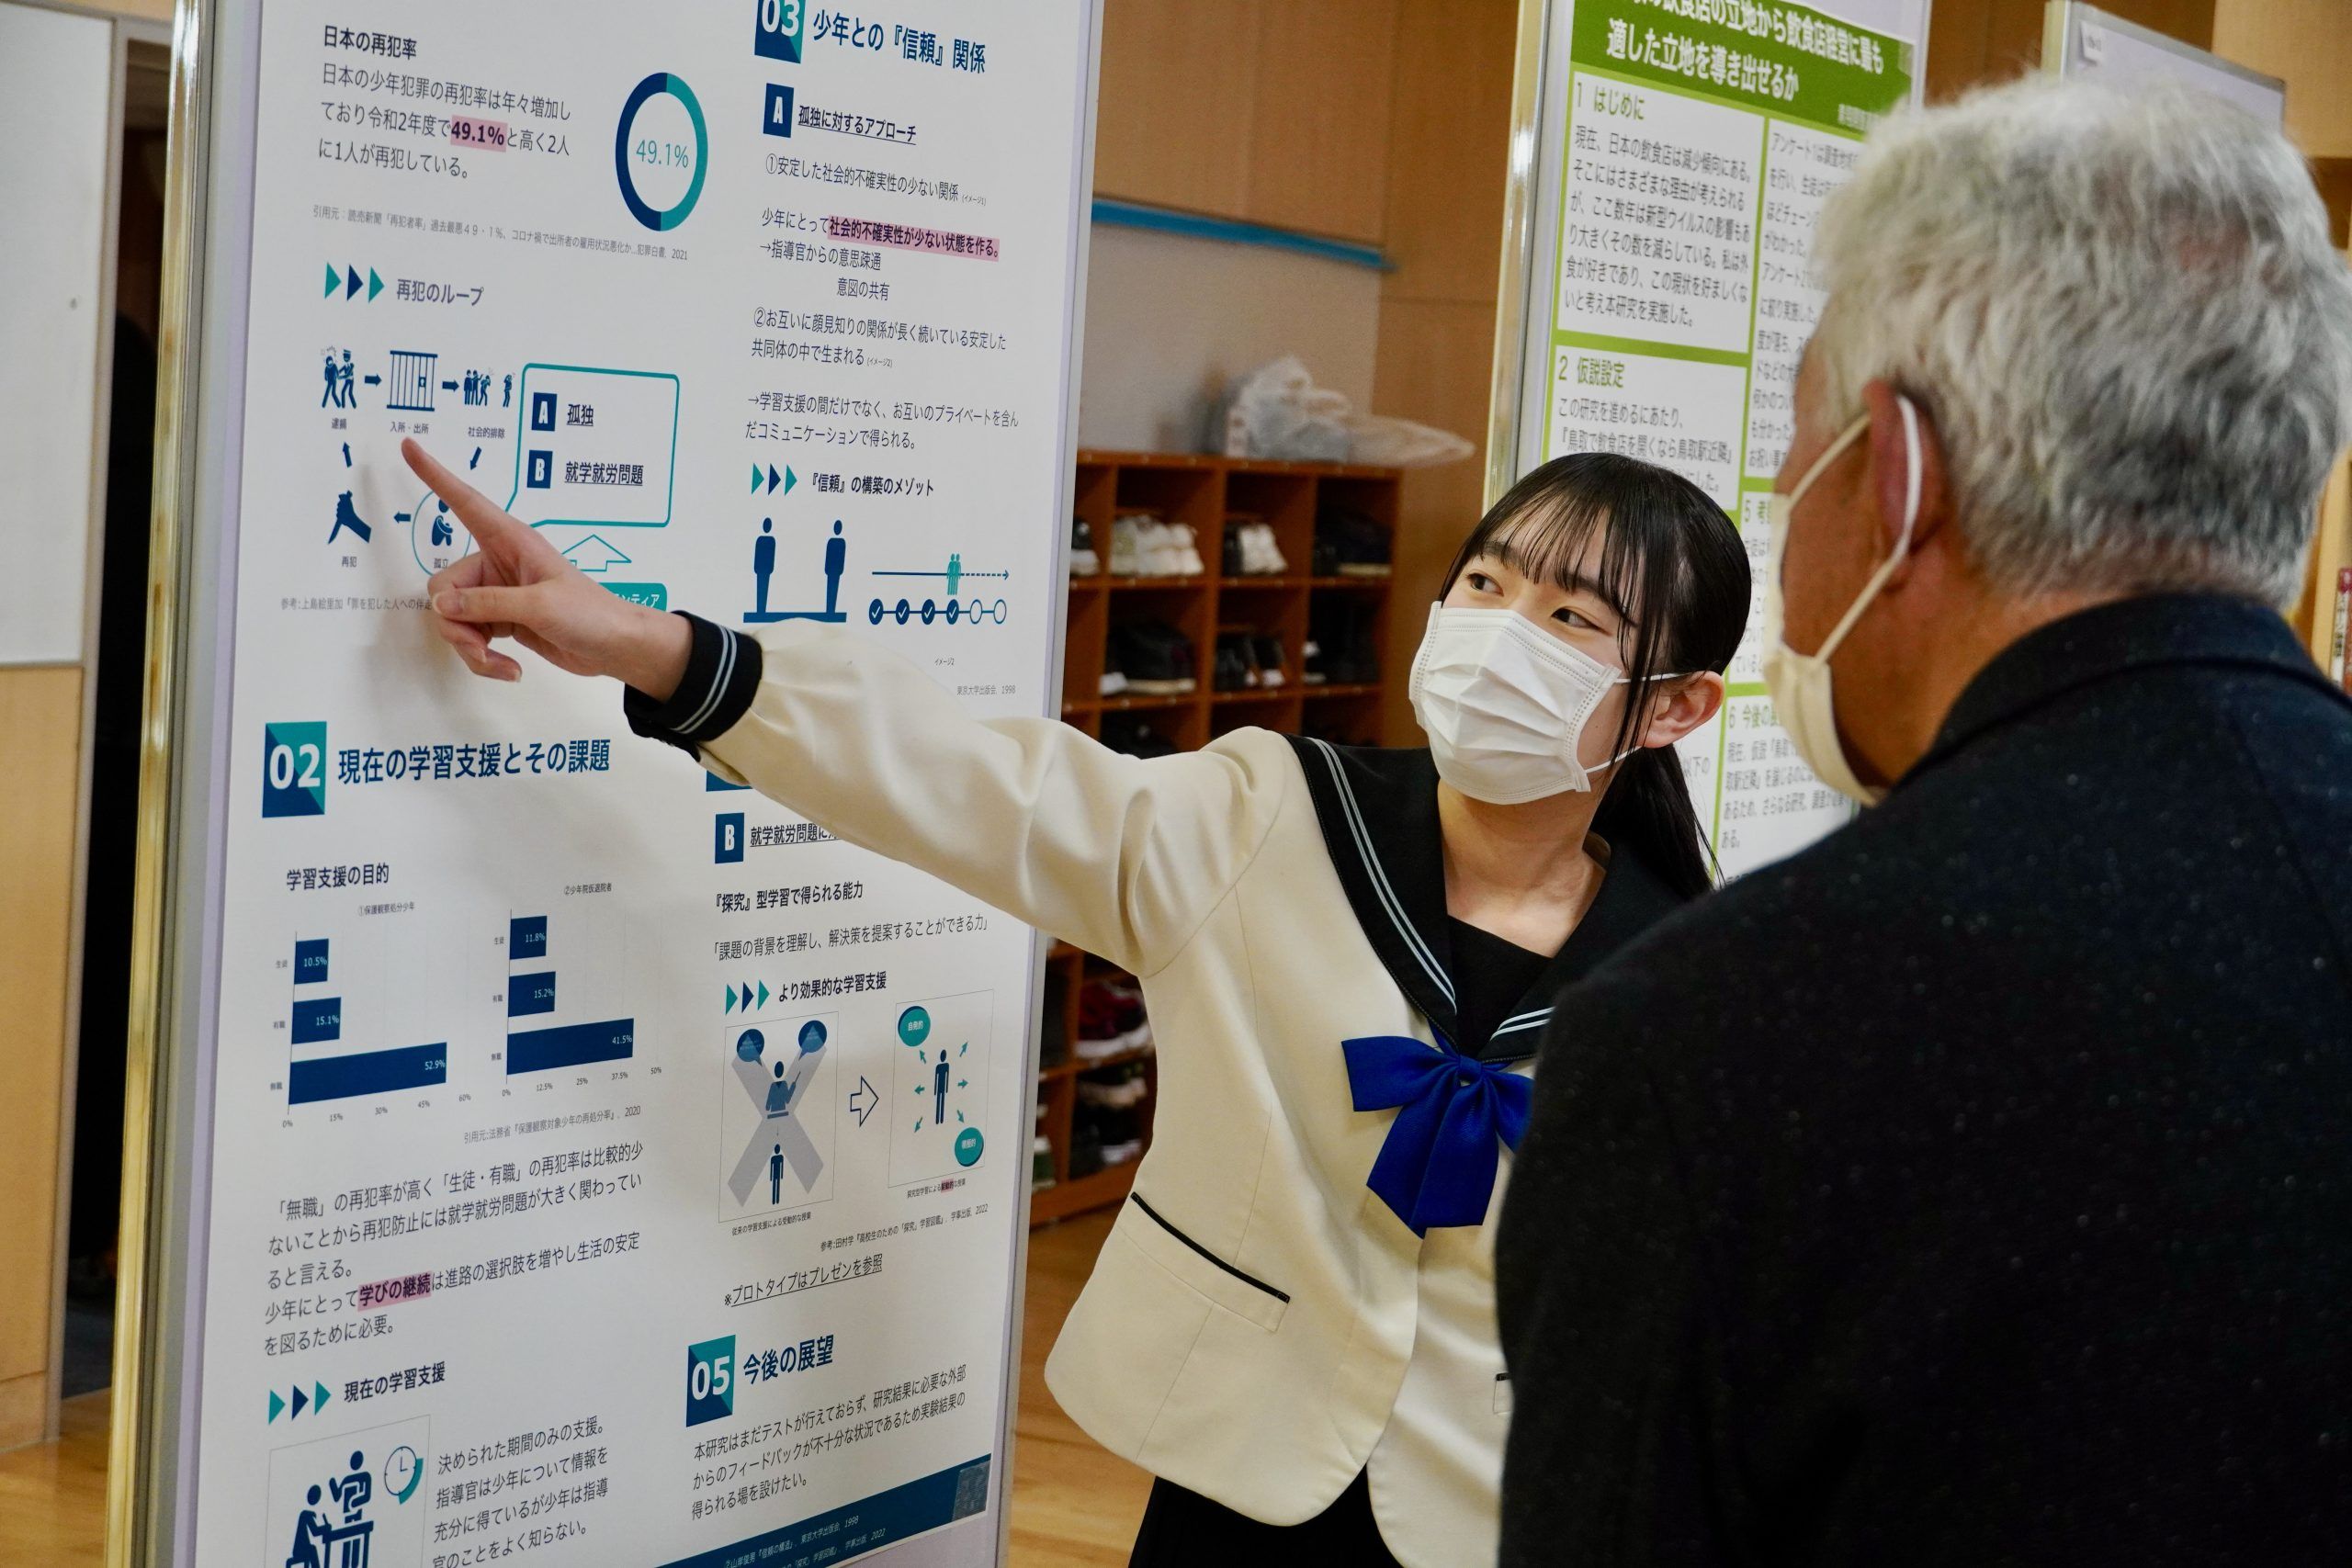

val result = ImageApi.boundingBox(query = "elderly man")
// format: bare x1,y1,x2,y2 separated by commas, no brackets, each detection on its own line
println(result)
1497,80,2352,1566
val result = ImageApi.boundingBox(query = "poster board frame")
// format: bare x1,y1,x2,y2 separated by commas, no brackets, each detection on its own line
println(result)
110,4,1106,1563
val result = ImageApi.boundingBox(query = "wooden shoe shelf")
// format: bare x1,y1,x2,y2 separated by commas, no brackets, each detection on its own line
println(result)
1030,451,1404,1227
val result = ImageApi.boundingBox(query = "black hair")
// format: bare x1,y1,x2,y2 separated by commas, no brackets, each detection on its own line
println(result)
1438,453,1750,898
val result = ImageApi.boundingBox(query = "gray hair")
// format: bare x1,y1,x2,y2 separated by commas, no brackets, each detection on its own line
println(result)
1809,77,2352,605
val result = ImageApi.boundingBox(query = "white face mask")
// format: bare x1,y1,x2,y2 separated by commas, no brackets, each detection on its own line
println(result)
1758,395,1922,807
1408,603,1678,805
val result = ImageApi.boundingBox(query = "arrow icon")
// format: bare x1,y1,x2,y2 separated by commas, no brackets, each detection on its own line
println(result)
725,983,738,1014
368,268,384,301
345,265,363,300
783,466,797,495
562,534,632,575
757,981,770,1010
315,1381,333,1413
269,1388,286,1423
291,1383,310,1419
849,1075,878,1127
325,262,341,299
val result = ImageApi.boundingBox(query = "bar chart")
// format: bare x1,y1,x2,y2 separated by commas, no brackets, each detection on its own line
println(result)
503,903,636,1076
285,930,448,1106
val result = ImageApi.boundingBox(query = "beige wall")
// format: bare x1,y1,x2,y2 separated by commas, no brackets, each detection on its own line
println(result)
0,669,85,1451
1368,0,1521,744
1094,0,1398,243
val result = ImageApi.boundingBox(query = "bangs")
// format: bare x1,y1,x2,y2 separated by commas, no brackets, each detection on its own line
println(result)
1477,488,1653,631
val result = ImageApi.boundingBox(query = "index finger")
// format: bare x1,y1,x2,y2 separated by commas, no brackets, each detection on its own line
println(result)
401,438,548,570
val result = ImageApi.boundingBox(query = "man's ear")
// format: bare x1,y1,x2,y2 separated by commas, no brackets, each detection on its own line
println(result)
1861,379,1952,564
1639,672,1725,750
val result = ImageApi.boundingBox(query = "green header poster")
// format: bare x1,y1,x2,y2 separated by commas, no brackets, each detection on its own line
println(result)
1519,0,1926,875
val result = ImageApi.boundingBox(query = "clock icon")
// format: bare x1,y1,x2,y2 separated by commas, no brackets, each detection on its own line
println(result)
383,1444,423,1505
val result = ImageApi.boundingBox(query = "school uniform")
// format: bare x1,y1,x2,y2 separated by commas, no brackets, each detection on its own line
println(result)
626,615,1689,1566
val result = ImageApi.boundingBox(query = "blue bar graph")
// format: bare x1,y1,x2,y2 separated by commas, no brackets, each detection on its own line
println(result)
295,939,331,984
508,1019,635,1074
511,916,548,960
289,1043,447,1105
509,972,558,1017
291,996,344,1044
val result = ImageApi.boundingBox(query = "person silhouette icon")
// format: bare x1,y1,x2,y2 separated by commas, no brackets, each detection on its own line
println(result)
288,1483,330,1568
767,1059,791,1115
823,521,847,618
502,373,512,408
769,1143,784,1204
752,519,776,619
322,351,338,409
338,351,355,407
933,1049,950,1124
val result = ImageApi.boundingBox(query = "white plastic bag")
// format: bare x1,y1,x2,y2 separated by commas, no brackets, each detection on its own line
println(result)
1342,413,1475,468
1220,355,1352,462
1218,355,1473,468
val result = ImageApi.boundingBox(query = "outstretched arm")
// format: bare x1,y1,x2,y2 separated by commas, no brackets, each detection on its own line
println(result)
404,440,1283,976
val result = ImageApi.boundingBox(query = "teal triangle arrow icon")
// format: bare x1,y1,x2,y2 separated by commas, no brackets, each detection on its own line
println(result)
783,466,797,496
324,263,341,299
752,463,763,495
315,1381,332,1411
758,981,770,1010
269,1388,286,1423
291,1384,309,1419
345,265,362,300
725,983,737,1014
367,268,384,301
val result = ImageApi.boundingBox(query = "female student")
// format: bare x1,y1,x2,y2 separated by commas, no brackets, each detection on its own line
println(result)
401,438,1748,1566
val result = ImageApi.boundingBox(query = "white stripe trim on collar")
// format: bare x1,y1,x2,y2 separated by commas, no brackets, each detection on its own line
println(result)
1307,739,1454,1008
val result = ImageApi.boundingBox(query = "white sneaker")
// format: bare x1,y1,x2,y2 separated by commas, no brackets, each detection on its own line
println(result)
1251,524,1288,575
1170,524,1205,577
1109,515,1143,576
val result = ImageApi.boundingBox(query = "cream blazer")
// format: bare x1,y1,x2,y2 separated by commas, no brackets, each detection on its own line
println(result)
656,619,1684,1566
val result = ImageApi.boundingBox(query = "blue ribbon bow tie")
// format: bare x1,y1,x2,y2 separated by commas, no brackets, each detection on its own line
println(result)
1343,1034,1532,1235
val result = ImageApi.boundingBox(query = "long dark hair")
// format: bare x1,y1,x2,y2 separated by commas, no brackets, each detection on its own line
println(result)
1438,454,1749,898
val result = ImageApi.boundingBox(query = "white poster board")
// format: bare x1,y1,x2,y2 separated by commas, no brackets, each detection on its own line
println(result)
1491,0,1929,877
143,4,1097,1564
0,1,113,666
2044,2,2285,129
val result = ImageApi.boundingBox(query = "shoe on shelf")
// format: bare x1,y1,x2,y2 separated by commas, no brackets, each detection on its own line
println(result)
1312,600,1383,686
1222,518,1287,576
1301,637,1328,686
1101,714,1180,758
1109,514,1144,576
1253,636,1287,689
1317,508,1392,580
1112,620,1197,694
1168,523,1205,577
1077,980,1152,1059
1069,516,1100,577
1251,523,1288,575
1213,636,1252,693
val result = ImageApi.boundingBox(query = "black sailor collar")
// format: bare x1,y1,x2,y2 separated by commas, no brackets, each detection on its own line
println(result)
1284,735,1690,1064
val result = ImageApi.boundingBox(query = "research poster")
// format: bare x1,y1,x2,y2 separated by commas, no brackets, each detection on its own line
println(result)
180,4,1093,1564
1512,0,1926,875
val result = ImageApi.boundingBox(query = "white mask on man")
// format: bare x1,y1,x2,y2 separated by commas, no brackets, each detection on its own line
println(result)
1408,603,1680,805
1758,394,1922,807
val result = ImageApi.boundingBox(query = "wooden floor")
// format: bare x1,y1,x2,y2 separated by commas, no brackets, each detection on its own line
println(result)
0,1207,1148,1566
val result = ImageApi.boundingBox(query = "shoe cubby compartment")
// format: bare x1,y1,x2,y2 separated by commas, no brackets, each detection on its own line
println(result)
1037,451,1403,1227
